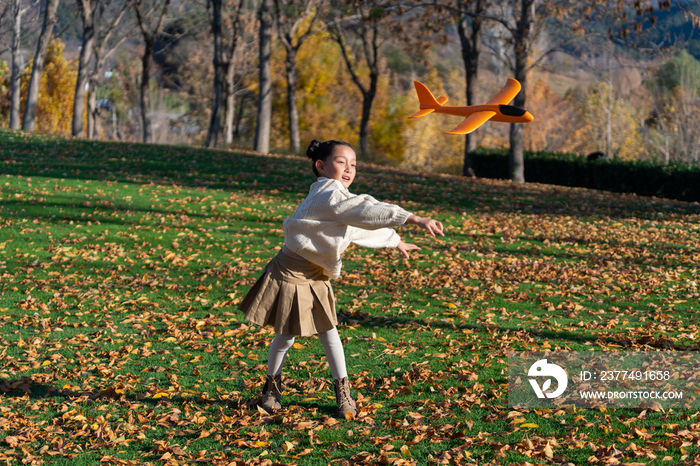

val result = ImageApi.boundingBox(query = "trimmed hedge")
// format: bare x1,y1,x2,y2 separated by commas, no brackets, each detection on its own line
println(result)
470,149,700,203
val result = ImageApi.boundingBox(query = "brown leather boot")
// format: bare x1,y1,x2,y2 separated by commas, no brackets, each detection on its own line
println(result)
261,374,282,411
333,377,357,418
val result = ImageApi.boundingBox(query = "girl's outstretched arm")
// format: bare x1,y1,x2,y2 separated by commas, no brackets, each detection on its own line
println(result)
406,215,444,238
329,191,412,230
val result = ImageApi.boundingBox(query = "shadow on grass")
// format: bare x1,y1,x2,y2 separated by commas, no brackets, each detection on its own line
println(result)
337,310,695,352
435,236,699,272
0,376,340,418
2,132,698,221
0,197,233,225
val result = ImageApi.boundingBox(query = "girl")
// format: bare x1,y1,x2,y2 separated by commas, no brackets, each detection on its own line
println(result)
238,139,444,418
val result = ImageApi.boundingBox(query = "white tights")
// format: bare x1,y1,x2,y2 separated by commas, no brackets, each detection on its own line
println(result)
266,327,348,380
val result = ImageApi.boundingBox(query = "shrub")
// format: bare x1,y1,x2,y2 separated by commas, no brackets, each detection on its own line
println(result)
470,149,700,202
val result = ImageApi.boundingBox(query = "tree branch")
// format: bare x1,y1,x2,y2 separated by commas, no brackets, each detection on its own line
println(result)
400,1,516,35
296,9,326,49
526,35,583,72
133,1,150,37
153,0,170,36
55,10,79,39
332,17,367,96
102,0,131,46
20,0,41,16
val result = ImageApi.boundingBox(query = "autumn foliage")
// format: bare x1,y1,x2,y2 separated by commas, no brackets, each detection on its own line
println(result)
15,40,78,136
8,7,698,178
269,29,411,164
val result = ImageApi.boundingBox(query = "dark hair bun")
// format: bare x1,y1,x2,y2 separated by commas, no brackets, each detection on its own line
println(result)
306,140,320,159
305,139,355,177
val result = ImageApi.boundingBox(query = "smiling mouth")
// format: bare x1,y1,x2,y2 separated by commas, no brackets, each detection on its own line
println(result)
342,176,351,181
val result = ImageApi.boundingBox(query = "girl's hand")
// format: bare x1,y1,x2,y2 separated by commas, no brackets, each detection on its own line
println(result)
397,240,420,259
406,215,445,238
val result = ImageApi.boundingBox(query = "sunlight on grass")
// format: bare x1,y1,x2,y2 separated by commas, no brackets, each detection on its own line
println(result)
0,130,699,465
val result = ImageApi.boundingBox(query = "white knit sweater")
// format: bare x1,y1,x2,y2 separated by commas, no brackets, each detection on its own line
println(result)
283,177,412,279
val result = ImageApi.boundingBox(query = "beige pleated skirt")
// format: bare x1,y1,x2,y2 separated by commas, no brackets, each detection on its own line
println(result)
237,249,337,336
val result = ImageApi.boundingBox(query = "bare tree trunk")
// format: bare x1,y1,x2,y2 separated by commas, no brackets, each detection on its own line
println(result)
140,38,154,143
508,0,534,184
221,0,250,146
456,4,483,177
22,0,60,131
86,0,130,139
10,0,23,130
133,0,170,144
274,0,319,152
207,0,224,148
601,70,615,160
87,74,98,138
509,120,525,182
113,107,121,140
86,50,102,140
358,73,377,157
332,12,381,158
73,0,97,137
492,33,506,78
254,0,273,153
224,61,235,144
285,48,300,152
234,93,245,138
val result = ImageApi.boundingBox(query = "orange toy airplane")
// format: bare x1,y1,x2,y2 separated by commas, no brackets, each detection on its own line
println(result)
409,78,534,134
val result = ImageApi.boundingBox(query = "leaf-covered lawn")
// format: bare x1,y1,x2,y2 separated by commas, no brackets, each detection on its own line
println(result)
0,130,699,465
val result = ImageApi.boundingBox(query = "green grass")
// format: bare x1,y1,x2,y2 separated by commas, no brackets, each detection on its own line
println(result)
0,129,699,465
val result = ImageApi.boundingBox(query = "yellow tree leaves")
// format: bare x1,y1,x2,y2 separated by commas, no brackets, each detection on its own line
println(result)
272,30,358,150
564,80,643,160
270,29,410,162
523,79,573,153
20,39,79,136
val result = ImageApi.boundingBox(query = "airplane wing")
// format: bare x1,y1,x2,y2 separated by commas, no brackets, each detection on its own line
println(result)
445,111,496,135
486,78,521,105
446,79,521,134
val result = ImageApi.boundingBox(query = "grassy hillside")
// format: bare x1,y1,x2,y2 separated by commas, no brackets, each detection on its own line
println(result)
0,130,699,465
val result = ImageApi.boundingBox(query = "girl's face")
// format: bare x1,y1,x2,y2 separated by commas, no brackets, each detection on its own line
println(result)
316,145,356,189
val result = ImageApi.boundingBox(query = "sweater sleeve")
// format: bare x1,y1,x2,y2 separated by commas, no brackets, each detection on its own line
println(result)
328,190,412,230
350,226,401,249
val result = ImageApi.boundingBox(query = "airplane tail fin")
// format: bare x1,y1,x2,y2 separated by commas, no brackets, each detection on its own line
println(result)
409,81,442,118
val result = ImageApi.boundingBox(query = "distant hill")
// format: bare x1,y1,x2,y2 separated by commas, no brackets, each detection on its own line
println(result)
639,3,700,59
